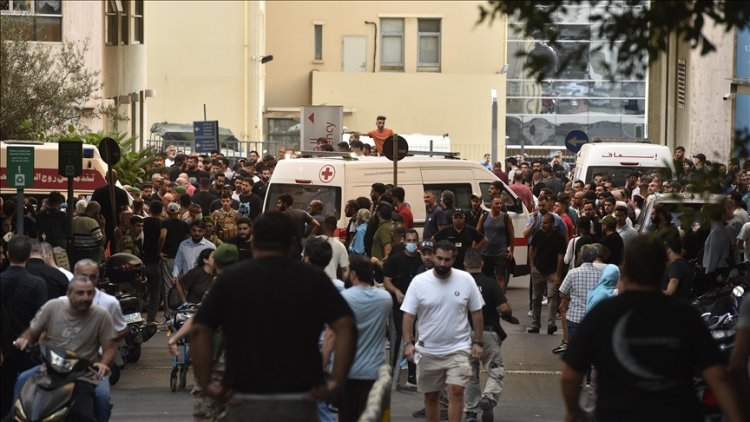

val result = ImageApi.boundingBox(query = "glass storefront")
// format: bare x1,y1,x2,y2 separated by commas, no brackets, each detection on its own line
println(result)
506,2,648,147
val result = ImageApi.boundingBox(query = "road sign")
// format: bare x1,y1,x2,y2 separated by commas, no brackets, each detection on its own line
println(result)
194,121,219,154
383,135,409,161
98,137,121,165
564,130,589,153
300,106,343,151
6,147,34,188
58,141,83,177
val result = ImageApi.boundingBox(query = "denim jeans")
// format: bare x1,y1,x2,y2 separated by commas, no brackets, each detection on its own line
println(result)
14,365,112,422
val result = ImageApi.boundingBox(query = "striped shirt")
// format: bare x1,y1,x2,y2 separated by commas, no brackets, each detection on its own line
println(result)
559,262,603,324
71,215,104,251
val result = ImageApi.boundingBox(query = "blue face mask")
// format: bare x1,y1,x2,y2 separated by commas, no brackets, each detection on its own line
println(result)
405,242,418,253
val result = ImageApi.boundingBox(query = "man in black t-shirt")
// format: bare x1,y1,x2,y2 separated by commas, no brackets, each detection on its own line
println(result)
192,212,356,421
464,250,514,422
663,235,695,302
561,235,742,422
158,202,189,317
237,177,262,221
383,229,423,384
277,194,319,259
433,209,487,270
226,217,253,260
35,191,68,248
91,169,129,250
600,216,624,266
528,213,566,334
143,201,164,322
192,178,219,218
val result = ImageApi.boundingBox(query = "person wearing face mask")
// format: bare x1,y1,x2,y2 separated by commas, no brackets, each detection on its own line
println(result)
383,229,424,387
401,241,485,422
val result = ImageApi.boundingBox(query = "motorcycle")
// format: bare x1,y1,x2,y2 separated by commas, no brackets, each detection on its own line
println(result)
692,263,748,421
99,253,158,385
11,344,95,422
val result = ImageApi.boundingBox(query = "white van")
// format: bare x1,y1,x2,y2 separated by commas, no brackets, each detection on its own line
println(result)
572,142,675,186
264,155,531,275
1,140,109,199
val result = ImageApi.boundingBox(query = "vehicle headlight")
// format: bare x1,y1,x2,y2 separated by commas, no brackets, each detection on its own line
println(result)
49,350,78,373
711,328,736,340
41,406,70,422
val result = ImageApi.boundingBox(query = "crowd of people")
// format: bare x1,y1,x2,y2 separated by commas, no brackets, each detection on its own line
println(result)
1,141,749,422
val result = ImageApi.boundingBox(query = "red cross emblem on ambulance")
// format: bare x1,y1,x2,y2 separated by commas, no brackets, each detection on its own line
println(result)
319,165,335,183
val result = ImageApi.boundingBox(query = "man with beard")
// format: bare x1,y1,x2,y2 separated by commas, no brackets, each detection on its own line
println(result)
401,240,485,422
192,178,219,218
253,166,271,199
13,275,116,422
172,220,216,281
237,177,262,221
227,217,253,260
186,155,210,185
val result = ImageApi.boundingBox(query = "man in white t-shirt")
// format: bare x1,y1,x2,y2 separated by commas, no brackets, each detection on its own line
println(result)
318,216,349,281
401,240,485,422
737,221,750,263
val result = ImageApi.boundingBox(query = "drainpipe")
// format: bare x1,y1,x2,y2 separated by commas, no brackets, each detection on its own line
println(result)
365,21,377,72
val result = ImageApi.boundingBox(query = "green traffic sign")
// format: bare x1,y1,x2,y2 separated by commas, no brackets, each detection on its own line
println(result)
58,141,83,177
6,146,34,188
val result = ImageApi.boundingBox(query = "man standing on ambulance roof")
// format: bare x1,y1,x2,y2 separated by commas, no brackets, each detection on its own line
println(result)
367,115,394,156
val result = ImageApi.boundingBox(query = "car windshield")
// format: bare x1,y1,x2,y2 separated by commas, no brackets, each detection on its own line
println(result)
264,183,342,219
636,201,707,232
587,166,672,187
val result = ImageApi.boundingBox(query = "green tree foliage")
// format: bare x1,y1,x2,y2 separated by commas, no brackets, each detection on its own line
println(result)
0,16,101,140
479,0,750,81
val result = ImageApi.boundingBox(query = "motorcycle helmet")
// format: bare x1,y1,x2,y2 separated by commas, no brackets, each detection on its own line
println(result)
104,253,145,284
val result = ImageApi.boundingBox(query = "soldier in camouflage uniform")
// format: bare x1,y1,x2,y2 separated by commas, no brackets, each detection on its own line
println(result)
211,195,240,242
202,217,223,247
116,215,144,257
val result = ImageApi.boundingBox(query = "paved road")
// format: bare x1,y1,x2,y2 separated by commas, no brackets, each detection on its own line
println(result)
111,274,567,421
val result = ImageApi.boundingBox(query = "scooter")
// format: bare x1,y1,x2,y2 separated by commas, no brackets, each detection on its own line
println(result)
11,344,95,422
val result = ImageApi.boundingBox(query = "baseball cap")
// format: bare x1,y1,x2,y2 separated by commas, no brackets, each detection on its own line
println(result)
693,153,706,162
167,202,181,213
173,185,187,194
213,243,239,265
452,208,466,217
419,241,434,251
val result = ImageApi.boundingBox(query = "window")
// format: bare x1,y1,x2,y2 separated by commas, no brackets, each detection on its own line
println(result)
105,0,132,45
313,23,322,61
0,0,62,42
132,0,143,43
380,18,404,71
417,18,440,71
264,183,342,219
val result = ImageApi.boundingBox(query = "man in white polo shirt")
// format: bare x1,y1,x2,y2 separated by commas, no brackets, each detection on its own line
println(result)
401,240,485,422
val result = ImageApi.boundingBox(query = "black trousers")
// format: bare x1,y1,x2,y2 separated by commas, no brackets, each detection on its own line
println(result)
0,351,35,417
338,379,375,422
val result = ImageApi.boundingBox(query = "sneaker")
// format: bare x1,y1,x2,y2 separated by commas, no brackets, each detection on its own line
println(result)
552,342,568,354
404,381,418,389
465,412,479,422
479,397,495,422
412,408,447,420
542,296,549,305
526,327,540,334
412,408,426,418
547,324,558,335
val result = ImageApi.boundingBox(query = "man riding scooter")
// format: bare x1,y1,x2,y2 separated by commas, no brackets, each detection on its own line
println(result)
12,275,117,422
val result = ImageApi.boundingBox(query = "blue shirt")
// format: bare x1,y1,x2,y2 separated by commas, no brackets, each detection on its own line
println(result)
172,237,216,278
527,211,568,237
349,223,368,255
341,286,392,379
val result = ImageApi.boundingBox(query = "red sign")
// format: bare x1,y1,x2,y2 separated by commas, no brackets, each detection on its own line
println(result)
319,165,335,183
0,168,105,192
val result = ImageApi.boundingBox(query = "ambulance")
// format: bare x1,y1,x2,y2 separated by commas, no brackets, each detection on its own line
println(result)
1,140,109,199
264,154,532,275
572,141,674,186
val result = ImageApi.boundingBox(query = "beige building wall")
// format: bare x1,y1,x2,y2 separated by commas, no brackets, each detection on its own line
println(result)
145,0,266,142
650,21,736,164
265,1,507,162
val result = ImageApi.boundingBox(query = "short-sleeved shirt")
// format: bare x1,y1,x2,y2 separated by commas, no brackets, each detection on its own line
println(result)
341,286,392,380
371,220,393,261
663,258,695,302
563,291,725,422
470,272,507,340
400,268,485,356
433,225,485,269
367,128,395,154
479,212,510,257
213,208,241,242
179,266,215,303
161,218,190,258
317,235,349,280
529,230,567,275
383,252,423,306
423,205,444,242
142,216,163,264
527,212,568,238
30,298,115,384
559,263,604,323
194,256,353,393
61,288,127,333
